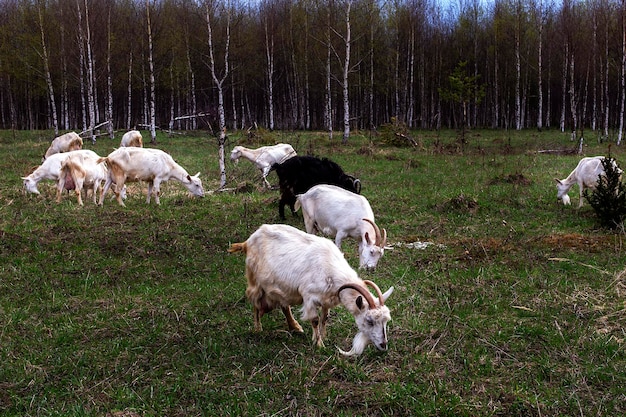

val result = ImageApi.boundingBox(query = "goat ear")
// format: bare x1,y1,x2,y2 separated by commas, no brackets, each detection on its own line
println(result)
355,296,365,310
194,172,200,178
364,231,372,245
382,286,394,302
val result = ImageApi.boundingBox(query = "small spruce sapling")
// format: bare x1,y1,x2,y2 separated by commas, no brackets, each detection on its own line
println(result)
584,157,626,229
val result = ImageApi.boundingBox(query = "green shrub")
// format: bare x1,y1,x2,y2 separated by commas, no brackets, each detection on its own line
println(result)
585,157,626,229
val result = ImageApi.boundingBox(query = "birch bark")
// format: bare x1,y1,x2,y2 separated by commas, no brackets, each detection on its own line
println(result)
146,0,157,144
206,0,230,188
37,4,58,135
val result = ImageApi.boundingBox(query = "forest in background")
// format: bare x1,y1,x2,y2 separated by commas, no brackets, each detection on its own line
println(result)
1,0,626,143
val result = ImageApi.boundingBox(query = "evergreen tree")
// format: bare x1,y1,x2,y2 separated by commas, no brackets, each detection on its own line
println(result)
585,157,626,229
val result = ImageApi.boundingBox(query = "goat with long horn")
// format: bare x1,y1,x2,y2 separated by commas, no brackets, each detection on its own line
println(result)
229,224,394,356
294,184,387,270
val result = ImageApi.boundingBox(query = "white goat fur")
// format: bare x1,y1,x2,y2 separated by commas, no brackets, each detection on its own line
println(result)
228,224,394,356
230,143,296,187
43,131,83,160
120,130,143,147
61,153,126,206
98,147,204,206
22,150,99,202
295,184,387,270
555,156,622,208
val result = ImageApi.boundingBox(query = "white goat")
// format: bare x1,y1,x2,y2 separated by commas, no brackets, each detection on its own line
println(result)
120,130,143,147
555,156,622,208
228,223,394,356
60,153,126,206
230,143,296,187
43,131,83,160
98,147,204,206
22,149,99,202
295,184,387,270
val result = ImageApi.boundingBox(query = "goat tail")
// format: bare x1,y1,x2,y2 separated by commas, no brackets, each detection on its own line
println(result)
228,241,247,254
294,197,302,212
96,157,109,166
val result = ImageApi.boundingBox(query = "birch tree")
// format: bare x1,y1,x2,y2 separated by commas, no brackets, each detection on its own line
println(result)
262,3,275,131
340,0,352,144
146,0,156,144
82,0,96,143
106,5,114,139
206,0,230,188
536,0,544,130
515,0,521,130
618,0,625,145
325,1,333,141
37,1,58,136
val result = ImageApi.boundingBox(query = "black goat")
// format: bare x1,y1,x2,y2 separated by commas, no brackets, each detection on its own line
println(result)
273,155,362,219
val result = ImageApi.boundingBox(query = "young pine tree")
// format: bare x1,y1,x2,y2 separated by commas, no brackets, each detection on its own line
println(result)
585,157,626,229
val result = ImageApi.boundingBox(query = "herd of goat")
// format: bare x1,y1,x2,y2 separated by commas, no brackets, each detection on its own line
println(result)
19,131,621,356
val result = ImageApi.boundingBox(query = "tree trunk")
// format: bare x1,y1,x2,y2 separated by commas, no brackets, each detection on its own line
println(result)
592,12,597,131
341,0,351,144
83,0,96,143
264,19,275,131
37,5,58,135
619,0,626,145
106,7,114,139
127,52,133,130
146,0,157,144
206,1,230,188
76,0,87,134
537,0,543,130
515,0,521,130
560,43,568,133
325,4,332,142
569,52,577,136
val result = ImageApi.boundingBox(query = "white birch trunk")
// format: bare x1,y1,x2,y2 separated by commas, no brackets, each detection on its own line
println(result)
76,0,87,133
619,0,625,145
341,1,351,144
83,0,96,144
494,40,499,128
604,23,610,138
537,0,543,130
127,52,133,130
560,43,568,133
592,13,597,131
407,28,415,129
146,0,157,144
367,16,375,129
325,5,332,141
515,0,521,130
206,1,230,188
37,5,58,135
106,8,114,139
264,20,275,131
569,53,577,136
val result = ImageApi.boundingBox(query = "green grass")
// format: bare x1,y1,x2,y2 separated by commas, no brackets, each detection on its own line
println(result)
1,128,625,416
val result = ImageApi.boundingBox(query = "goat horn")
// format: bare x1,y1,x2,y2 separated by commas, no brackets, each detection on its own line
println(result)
362,218,386,247
338,283,377,309
362,280,385,306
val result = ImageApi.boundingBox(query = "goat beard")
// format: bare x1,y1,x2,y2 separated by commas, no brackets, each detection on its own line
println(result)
337,331,370,356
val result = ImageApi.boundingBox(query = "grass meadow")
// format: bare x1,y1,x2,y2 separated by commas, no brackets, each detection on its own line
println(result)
0,128,625,416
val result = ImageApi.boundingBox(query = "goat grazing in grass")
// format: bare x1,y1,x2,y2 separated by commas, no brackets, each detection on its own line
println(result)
98,147,204,206
295,184,387,270
23,149,99,202
555,156,622,208
229,223,393,356
230,143,296,187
